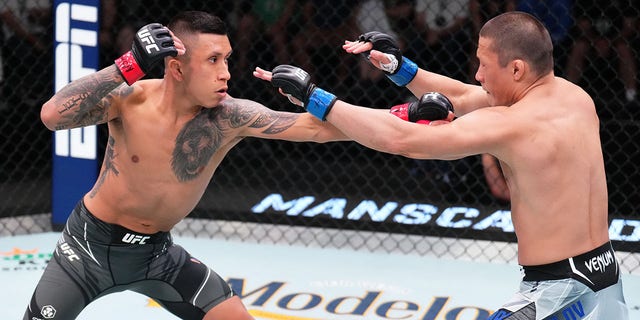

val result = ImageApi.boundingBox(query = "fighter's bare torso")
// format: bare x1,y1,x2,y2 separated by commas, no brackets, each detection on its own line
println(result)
84,80,251,233
490,77,609,265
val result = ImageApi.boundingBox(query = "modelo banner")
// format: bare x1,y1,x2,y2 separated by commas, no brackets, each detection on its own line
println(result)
51,0,100,229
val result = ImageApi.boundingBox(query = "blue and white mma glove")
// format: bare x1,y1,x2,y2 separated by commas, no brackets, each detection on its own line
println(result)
270,65,337,121
357,31,418,87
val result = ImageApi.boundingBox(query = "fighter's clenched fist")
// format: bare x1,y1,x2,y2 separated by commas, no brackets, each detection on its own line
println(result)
115,23,178,85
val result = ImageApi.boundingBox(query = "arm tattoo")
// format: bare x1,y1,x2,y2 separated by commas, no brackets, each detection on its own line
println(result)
89,136,119,198
171,99,299,181
250,111,298,134
53,65,131,130
223,98,299,134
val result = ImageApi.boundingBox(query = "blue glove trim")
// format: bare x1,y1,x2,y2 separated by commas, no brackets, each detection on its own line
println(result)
387,57,418,87
306,88,337,121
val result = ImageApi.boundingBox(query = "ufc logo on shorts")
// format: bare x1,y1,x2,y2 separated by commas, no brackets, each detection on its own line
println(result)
59,242,80,261
137,27,160,54
122,233,151,244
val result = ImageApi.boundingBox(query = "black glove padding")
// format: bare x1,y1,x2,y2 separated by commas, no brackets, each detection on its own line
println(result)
357,31,418,86
115,23,177,85
358,31,402,74
271,65,316,104
410,92,454,122
270,65,337,120
131,23,178,73
390,92,454,124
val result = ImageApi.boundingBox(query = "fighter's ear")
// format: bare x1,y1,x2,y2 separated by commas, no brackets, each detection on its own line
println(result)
167,57,183,81
512,59,526,81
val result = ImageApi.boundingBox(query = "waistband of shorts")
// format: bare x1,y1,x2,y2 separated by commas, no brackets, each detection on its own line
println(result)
71,200,171,245
522,241,615,280
522,241,619,291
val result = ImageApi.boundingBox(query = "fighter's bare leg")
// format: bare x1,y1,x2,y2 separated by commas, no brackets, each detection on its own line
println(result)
203,296,253,320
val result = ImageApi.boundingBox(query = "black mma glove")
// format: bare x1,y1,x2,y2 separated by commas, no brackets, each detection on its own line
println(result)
270,65,337,121
358,31,418,86
390,92,454,124
115,23,177,85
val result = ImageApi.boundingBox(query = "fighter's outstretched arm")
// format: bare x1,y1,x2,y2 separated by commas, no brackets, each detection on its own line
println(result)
343,32,490,116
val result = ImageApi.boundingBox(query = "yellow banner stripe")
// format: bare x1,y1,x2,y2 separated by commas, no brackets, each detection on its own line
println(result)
147,300,324,320
249,309,325,320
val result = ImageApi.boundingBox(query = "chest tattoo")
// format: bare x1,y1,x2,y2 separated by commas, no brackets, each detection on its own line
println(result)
171,101,298,181
172,109,223,182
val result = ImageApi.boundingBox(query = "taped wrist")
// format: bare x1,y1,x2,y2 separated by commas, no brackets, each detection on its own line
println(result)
306,88,337,121
115,51,146,85
386,57,418,87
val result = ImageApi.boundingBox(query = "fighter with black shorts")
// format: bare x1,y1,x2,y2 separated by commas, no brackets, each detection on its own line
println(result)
24,201,234,319
30,10,352,319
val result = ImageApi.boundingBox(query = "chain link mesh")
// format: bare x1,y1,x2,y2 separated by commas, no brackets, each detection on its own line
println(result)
1,1,639,273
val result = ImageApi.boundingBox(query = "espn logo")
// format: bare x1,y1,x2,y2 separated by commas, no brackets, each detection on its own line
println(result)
53,1,99,160
122,233,151,244
137,27,160,54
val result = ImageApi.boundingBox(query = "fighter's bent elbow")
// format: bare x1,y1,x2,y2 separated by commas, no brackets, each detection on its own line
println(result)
40,101,58,131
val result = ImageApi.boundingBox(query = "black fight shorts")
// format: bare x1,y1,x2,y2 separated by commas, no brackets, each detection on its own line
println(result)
24,200,234,320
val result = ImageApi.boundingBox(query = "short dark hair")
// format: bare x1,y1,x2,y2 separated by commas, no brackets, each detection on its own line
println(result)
167,11,227,38
479,11,553,76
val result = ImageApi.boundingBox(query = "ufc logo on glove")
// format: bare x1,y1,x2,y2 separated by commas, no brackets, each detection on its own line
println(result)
137,27,160,54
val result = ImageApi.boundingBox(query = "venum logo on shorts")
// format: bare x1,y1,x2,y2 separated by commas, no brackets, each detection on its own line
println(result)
41,305,56,319
548,300,585,320
122,233,151,244
584,250,614,274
